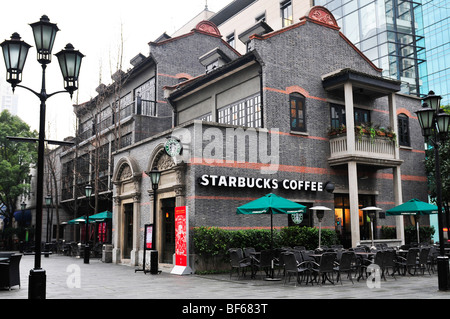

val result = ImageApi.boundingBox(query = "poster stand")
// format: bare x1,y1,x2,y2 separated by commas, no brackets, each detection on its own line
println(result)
171,206,192,275
135,224,159,274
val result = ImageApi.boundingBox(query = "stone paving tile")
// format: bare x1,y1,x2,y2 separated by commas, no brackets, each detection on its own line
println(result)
1,254,450,301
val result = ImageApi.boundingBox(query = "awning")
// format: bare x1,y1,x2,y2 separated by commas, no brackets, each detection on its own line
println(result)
66,211,112,225
13,209,32,225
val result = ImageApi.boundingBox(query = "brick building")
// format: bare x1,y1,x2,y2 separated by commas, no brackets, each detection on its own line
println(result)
111,7,427,268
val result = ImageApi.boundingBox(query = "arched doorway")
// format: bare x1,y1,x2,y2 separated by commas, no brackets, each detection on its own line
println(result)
112,157,141,265
147,145,186,264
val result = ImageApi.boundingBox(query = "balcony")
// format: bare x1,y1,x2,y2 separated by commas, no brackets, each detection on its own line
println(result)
328,134,403,168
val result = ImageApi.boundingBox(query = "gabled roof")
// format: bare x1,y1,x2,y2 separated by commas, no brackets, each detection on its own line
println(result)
165,51,261,101
251,6,382,73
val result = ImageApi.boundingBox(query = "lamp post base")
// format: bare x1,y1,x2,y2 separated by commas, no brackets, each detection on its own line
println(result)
437,256,450,291
84,244,90,264
28,268,46,299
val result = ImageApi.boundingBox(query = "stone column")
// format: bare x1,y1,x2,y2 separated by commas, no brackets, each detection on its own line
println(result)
348,161,360,247
389,93,404,244
130,194,141,266
344,82,355,154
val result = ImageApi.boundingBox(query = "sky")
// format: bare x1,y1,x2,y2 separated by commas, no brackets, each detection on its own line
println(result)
0,0,233,141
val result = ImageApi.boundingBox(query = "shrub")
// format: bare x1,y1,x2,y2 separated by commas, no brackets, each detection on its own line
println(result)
404,225,435,244
381,226,396,239
193,226,340,258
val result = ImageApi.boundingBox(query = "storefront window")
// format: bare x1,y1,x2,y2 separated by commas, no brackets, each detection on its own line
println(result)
290,93,306,132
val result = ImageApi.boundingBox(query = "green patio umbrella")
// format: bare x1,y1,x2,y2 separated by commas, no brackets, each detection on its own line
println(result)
89,211,112,222
67,216,88,225
386,198,438,244
236,193,306,249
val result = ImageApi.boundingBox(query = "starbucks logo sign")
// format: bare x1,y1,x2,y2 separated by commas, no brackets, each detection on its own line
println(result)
291,213,303,224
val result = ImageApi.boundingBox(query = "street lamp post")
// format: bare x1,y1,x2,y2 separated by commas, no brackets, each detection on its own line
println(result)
416,90,450,291
148,167,161,274
45,195,52,257
20,201,26,252
84,184,93,264
0,15,84,299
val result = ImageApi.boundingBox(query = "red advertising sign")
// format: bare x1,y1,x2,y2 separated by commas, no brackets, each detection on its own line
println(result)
174,206,188,267
146,225,153,249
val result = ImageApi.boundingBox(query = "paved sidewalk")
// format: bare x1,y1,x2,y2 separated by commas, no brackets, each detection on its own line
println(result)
1,254,450,300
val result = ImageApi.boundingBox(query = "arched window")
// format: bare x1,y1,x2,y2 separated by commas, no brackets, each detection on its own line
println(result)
290,93,306,132
398,113,410,147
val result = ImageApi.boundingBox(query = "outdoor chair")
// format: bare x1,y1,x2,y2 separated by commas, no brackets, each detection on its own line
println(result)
427,246,438,273
229,249,252,279
333,251,356,284
243,247,256,258
251,250,276,279
366,251,385,281
282,252,311,286
301,250,315,263
417,247,431,275
0,254,22,290
310,252,336,285
382,250,397,280
395,248,420,276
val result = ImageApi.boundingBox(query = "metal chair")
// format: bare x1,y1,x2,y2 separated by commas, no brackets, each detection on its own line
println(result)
283,252,311,286
0,254,22,290
396,248,420,276
334,251,356,284
382,249,397,280
229,249,251,279
310,252,337,285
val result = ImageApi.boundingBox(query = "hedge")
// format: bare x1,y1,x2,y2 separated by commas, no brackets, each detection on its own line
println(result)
193,226,339,259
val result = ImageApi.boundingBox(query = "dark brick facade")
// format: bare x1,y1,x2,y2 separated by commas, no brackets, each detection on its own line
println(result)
112,10,428,264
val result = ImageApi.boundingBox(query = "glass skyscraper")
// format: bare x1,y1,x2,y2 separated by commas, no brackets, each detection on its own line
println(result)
314,0,425,97
420,0,450,105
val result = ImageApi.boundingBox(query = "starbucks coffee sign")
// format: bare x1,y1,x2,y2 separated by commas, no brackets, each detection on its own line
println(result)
198,174,324,192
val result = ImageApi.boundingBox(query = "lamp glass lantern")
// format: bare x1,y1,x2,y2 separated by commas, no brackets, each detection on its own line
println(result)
30,15,59,64
55,43,84,97
21,201,26,210
45,195,52,206
85,184,93,198
416,104,435,138
149,168,161,190
0,33,31,89
423,90,442,113
436,112,450,138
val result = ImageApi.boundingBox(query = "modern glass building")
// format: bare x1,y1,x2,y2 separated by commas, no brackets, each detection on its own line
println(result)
314,0,425,97
420,0,450,105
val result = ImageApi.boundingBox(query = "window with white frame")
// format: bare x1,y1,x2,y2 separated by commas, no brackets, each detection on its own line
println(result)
218,94,261,128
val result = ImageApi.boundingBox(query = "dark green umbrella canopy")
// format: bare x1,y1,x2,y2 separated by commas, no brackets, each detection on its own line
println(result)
237,193,306,249
89,211,112,221
237,193,306,215
386,198,438,216
387,198,438,243
67,211,112,224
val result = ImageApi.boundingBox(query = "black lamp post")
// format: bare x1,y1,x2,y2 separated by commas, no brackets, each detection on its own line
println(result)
0,15,84,299
416,90,450,291
148,167,161,274
84,184,93,264
44,195,52,257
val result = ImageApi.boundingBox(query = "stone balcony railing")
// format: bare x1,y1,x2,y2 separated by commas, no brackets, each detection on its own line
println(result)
328,135,403,168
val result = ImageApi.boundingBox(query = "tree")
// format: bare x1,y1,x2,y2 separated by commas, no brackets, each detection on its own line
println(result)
0,110,38,244
424,105,450,231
